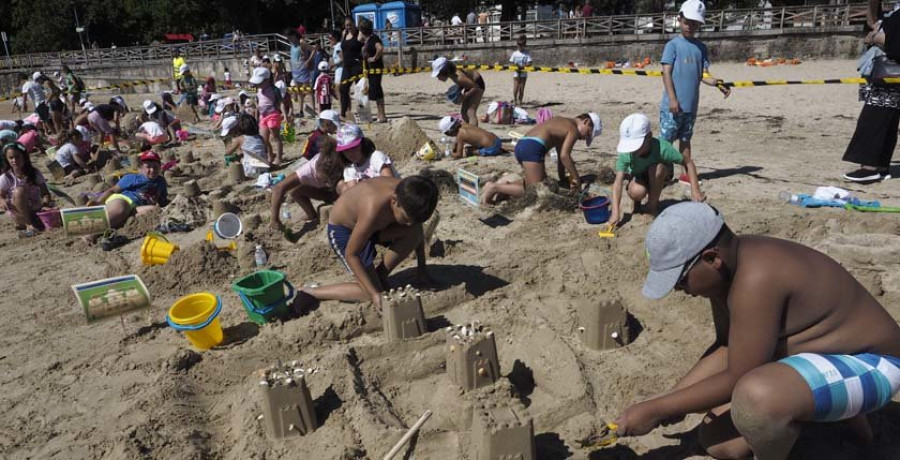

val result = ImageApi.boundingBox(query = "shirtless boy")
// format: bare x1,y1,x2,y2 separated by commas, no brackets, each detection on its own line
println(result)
481,114,601,205
299,176,439,310
438,116,502,159
615,202,900,460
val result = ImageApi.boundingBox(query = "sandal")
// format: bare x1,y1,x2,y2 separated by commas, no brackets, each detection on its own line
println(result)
100,231,129,251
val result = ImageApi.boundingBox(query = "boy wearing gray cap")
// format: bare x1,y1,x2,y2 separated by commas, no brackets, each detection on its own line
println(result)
614,202,900,459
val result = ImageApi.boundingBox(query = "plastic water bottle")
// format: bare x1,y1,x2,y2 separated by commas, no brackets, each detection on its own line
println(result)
254,244,268,267
440,136,451,158
779,191,800,205
281,207,291,221
549,148,559,161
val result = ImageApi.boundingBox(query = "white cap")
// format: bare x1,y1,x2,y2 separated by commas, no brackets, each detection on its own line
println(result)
586,112,602,147
209,93,222,102
249,67,270,85
142,100,158,115
273,54,283,62
79,97,89,106
317,109,341,128
318,61,329,72
617,113,651,153
215,97,234,113
438,116,461,135
53,71,60,77
179,64,190,75
32,71,43,81
221,116,238,137
238,90,248,98
431,57,448,78
680,0,706,24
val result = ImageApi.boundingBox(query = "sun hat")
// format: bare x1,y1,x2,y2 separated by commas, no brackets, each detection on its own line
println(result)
431,57,448,78
179,64,190,75
273,54,283,62
142,100,158,115
220,116,238,137
318,109,341,128
32,71,43,81
617,113,651,153
642,202,724,299
586,112,602,147
249,67,270,85
139,151,161,162
318,61,329,72
680,0,706,23
438,116,461,135
336,123,363,152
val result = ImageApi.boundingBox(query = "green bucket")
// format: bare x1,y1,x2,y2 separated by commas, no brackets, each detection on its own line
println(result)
231,270,295,324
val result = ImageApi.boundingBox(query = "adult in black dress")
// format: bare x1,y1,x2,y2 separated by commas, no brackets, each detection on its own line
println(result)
359,18,388,123
340,17,363,119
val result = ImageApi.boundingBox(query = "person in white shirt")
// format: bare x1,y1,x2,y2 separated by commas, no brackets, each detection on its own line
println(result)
509,34,533,106
136,121,168,147
451,14,463,26
21,72,50,133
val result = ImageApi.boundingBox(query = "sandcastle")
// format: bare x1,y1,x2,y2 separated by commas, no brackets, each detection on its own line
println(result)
470,397,536,460
257,360,318,439
577,299,631,351
382,285,428,342
446,323,501,391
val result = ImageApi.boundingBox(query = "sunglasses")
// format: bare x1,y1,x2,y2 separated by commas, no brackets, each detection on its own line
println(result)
675,251,703,289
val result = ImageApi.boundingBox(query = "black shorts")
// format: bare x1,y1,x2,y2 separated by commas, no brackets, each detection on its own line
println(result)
49,99,65,112
35,103,50,122
319,103,332,111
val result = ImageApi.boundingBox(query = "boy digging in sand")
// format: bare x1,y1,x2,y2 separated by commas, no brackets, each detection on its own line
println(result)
609,113,704,226
438,116,503,159
298,176,439,310
481,114,601,205
614,202,900,460
88,151,168,230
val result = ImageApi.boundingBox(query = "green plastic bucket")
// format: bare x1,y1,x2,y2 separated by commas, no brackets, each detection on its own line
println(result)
231,270,295,324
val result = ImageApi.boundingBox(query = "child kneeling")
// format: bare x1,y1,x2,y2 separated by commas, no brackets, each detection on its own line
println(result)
270,136,347,231
438,116,503,159
88,151,168,229
0,143,53,237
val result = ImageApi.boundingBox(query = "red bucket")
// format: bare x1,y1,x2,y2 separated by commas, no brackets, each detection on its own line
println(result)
36,209,62,229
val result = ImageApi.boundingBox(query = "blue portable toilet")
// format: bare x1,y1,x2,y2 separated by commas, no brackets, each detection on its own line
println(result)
379,1,422,44
352,3,381,30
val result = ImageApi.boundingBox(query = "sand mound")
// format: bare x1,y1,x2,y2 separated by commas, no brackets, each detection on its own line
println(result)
498,179,580,215
120,207,163,238
162,194,209,228
139,241,240,293
371,117,431,165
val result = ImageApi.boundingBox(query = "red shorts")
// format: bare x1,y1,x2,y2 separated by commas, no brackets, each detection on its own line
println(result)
259,111,283,130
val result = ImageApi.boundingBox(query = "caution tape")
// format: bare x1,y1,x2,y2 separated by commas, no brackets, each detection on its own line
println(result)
720,77,900,88
0,77,171,103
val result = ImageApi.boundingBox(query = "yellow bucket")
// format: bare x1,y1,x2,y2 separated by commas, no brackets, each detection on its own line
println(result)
141,233,179,266
166,293,224,350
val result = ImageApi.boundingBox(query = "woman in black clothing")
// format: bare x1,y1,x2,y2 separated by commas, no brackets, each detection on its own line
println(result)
340,16,363,119
359,18,388,123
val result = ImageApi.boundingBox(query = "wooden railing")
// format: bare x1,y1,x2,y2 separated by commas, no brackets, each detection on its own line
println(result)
0,3,868,71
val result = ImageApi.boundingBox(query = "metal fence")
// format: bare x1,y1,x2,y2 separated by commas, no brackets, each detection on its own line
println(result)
0,3,868,71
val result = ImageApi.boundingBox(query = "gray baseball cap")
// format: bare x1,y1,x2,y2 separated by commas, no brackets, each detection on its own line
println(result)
642,202,724,299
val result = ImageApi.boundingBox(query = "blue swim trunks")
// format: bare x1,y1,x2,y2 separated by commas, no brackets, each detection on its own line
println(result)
659,110,697,143
779,353,900,422
478,138,503,156
327,223,378,273
514,136,548,164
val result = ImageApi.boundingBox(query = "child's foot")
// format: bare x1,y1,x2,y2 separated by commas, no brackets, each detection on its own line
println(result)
291,290,320,316
17,227,38,238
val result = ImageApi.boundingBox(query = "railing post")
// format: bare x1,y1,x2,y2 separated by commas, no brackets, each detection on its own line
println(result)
812,5,818,27
780,7,785,29
749,8,755,30
843,4,850,26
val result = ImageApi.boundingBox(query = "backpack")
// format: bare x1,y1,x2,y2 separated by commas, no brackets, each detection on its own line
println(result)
536,108,552,124
491,102,513,125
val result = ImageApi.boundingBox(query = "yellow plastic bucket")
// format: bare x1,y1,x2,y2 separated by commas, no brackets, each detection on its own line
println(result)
166,293,224,350
141,233,179,266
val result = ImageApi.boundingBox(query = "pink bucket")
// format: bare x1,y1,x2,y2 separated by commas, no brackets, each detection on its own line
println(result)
37,209,62,229
537,108,553,124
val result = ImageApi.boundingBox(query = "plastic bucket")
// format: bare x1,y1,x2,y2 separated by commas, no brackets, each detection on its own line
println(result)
231,270,295,325
580,195,611,224
213,212,243,239
166,293,224,350
140,233,179,266
37,208,62,229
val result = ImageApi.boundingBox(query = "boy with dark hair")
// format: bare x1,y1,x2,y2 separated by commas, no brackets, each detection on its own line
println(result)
88,151,168,229
299,176,439,309
614,202,900,459
481,113,601,205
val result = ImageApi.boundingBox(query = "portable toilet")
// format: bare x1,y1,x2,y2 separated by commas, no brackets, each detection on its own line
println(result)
353,3,381,29
379,1,422,44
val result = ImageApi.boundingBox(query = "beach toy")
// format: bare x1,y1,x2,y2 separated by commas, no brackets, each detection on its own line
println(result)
580,193,611,224
231,270,295,324
416,141,439,161
205,212,242,251
597,223,616,238
140,232,179,266
166,292,224,350
578,422,619,448
446,84,461,104
37,208,62,229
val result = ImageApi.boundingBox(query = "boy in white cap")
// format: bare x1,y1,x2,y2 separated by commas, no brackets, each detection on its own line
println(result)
661,0,730,183
302,109,341,160
481,113,601,205
609,113,704,227
614,202,900,459
314,61,334,112
176,64,201,122
437,116,502,159
431,56,485,127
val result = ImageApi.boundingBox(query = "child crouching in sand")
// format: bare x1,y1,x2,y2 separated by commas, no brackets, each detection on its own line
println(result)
481,113,601,205
438,116,503,159
270,136,347,231
223,114,273,174
88,151,168,229
297,176,439,310
609,113,704,226
0,143,53,237
55,129,94,180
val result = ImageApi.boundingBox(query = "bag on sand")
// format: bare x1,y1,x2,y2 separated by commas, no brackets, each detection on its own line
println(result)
491,102,513,124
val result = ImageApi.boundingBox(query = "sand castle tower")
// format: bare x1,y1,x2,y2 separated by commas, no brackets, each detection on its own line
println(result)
577,299,632,350
382,285,428,342
470,397,536,460
257,361,318,439
446,324,501,391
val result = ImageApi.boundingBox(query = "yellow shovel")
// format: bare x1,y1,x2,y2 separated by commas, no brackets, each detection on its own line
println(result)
597,223,616,238
578,422,619,448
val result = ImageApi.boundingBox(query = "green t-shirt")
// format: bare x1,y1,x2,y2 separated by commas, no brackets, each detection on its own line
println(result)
615,138,684,175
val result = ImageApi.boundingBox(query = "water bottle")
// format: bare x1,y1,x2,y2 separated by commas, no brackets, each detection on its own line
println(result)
254,244,268,267
281,206,291,221
440,136,451,158
778,191,800,205
549,148,559,161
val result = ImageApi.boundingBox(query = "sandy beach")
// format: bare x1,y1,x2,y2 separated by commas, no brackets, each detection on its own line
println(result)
1,58,899,459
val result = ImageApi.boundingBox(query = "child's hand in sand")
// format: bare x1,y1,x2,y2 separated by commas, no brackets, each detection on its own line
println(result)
614,400,663,437
691,190,706,203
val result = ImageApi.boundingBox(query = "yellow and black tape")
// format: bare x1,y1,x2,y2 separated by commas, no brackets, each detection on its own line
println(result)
0,77,171,103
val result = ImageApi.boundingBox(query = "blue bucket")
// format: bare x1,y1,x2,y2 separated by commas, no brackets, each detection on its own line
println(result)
580,195,611,224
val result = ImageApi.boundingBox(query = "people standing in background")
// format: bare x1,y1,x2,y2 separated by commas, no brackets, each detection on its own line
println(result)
172,49,186,91
248,46,265,79
329,30,344,108
359,18,388,123
287,29,315,119
509,35,533,107
340,17,364,120
582,0,594,17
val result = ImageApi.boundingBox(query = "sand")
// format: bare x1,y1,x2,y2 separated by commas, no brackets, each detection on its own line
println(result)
2,59,900,459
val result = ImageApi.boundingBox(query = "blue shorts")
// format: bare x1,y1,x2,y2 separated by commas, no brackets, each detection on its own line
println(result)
514,137,548,164
327,223,378,273
779,353,900,422
478,138,503,156
659,110,697,143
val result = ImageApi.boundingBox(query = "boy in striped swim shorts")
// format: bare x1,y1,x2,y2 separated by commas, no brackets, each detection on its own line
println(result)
613,202,900,459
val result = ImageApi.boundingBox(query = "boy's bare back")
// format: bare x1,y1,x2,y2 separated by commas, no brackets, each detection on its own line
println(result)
459,124,499,149
329,177,402,230
524,117,577,151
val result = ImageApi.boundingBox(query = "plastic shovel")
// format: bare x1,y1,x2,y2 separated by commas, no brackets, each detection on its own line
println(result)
597,223,616,238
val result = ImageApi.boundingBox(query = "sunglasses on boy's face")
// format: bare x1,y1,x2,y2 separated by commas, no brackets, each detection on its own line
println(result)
675,251,703,290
